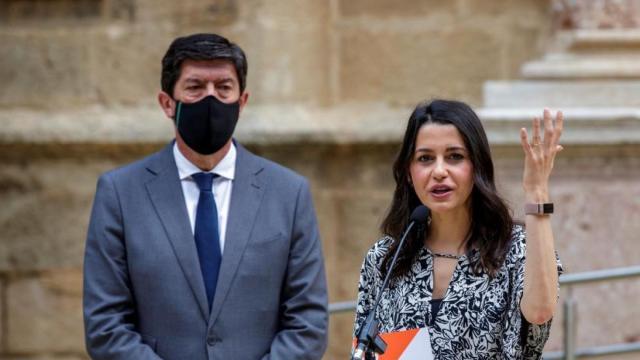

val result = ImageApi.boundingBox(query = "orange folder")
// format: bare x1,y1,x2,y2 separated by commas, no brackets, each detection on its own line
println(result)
353,327,434,360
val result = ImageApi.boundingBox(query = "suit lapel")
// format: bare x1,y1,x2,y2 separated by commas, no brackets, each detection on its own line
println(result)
145,143,210,320
209,143,265,324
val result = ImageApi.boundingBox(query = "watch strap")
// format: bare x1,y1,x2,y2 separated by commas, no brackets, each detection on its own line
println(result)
524,203,554,215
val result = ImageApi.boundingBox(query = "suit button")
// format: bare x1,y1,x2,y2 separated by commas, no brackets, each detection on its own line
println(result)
207,336,217,346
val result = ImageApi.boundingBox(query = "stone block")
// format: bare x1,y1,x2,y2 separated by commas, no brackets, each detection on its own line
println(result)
242,0,328,23
133,0,236,25
91,28,173,106
0,105,172,144
333,191,391,299
240,25,331,106
0,30,97,109
0,0,102,25
484,80,640,107
312,188,392,299
339,0,454,18
568,29,640,51
1,276,4,354
320,190,392,360
457,0,550,19
103,0,135,22
254,143,397,191
522,55,640,79
229,1,331,106
500,24,550,78
0,159,130,271
339,27,503,106
6,270,84,354
327,310,357,359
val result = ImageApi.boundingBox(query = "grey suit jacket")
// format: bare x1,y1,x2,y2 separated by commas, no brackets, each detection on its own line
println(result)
83,142,328,360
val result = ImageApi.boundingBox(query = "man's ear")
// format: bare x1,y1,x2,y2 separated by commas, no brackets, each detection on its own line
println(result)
238,91,249,113
158,91,176,119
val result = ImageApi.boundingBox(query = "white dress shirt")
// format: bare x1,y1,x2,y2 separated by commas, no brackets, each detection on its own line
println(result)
173,142,235,254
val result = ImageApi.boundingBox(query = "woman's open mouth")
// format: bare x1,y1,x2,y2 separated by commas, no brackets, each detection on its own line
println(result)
430,185,453,199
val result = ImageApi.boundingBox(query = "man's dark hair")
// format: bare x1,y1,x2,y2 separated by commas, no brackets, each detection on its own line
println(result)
161,33,248,97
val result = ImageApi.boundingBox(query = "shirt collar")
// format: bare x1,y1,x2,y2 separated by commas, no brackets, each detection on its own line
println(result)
173,141,236,181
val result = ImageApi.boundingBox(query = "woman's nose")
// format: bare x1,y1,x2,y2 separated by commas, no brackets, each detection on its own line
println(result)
432,159,447,179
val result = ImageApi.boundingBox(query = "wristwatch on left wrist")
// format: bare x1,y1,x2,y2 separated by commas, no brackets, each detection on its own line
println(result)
524,203,554,215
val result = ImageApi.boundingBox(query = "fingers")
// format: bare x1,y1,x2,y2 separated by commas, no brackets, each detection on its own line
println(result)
520,127,531,154
523,109,565,156
532,116,541,146
543,108,553,149
551,110,564,146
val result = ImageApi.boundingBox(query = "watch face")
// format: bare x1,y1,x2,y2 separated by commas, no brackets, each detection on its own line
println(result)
525,203,554,215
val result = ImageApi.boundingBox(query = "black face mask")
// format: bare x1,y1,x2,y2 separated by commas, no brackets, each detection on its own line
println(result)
174,95,240,155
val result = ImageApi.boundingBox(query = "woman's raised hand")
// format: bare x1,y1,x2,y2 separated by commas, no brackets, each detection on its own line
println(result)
519,109,564,203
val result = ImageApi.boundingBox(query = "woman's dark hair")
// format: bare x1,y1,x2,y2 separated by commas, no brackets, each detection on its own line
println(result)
381,99,513,279
161,33,248,96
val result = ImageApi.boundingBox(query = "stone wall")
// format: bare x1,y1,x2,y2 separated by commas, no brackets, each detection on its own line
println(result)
1,0,639,359
0,0,552,111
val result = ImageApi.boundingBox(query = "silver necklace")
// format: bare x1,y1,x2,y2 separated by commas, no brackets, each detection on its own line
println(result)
432,252,462,260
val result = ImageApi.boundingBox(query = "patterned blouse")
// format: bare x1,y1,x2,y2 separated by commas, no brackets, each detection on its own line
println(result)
354,226,563,359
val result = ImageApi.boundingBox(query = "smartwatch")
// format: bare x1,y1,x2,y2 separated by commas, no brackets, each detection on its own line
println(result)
524,203,554,215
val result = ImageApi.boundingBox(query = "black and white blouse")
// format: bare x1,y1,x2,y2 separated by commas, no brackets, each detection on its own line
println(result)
354,225,563,359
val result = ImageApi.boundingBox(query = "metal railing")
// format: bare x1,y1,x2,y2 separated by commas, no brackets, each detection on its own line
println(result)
329,265,640,359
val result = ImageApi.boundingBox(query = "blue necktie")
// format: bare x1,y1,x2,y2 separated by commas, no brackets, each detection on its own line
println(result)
192,172,222,310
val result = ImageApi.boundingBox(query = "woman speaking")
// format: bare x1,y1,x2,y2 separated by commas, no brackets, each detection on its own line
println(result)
353,99,564,359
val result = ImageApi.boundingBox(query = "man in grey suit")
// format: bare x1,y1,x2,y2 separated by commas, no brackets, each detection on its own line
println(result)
83,33,328,359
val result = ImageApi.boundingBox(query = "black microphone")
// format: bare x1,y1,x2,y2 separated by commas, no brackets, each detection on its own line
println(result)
352,205,430,360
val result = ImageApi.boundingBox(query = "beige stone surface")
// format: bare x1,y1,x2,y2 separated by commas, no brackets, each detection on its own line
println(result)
339,0,454,17
0,30,96,109
6,270,84,354
233,0,331,106
1,276,4,354
0,158,139,271
457,0,550,16
0,0,103,24
4,104,640,146
0,0,551,109
0,356,88,360
134,0,236,26
336,0,550,106
340,0,549,20
338,26,504,106
90,27,175,107
485,80,640,107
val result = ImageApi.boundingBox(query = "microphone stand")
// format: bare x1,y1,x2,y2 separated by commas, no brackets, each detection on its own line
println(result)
351,220,418,360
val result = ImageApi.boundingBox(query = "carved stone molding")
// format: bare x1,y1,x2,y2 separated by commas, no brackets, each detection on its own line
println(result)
553,0,640,30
